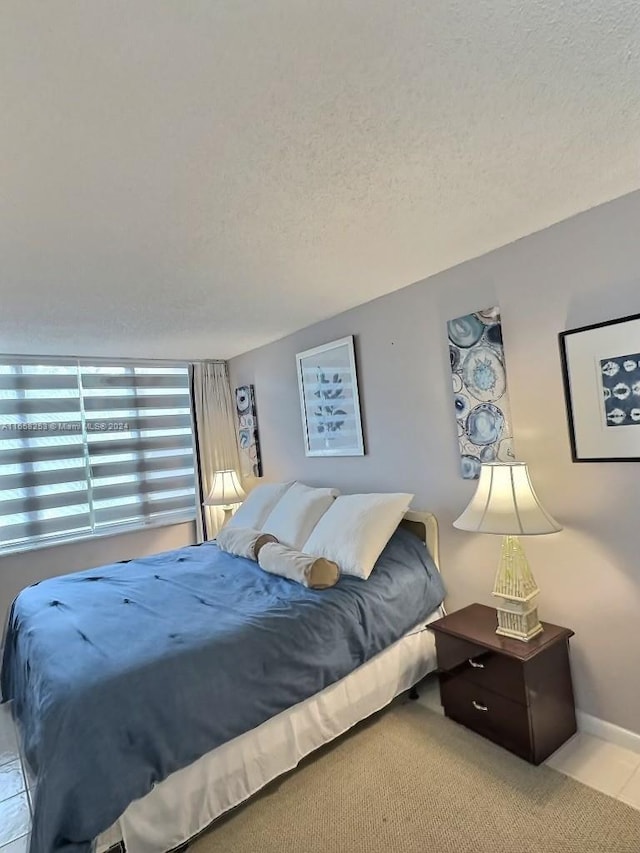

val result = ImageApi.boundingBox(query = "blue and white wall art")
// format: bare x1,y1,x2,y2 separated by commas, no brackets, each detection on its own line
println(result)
296,336,365,457
235,384,263,478
447,306,515,479
600,353,640,427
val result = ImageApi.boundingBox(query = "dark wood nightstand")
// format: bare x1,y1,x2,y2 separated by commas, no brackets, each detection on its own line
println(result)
428,603,576,764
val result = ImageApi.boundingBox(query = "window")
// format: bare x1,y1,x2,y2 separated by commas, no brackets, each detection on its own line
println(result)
0,359,196,553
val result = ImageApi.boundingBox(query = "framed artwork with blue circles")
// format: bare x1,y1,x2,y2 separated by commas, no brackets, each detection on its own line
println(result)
560,312,640,462
235,384,263,477
447,306,515,479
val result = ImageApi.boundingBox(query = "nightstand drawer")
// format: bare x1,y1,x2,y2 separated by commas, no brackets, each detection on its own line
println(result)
440,674,532,761
435,633,526,704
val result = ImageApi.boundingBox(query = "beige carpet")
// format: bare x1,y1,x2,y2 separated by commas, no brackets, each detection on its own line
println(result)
190,700,640,853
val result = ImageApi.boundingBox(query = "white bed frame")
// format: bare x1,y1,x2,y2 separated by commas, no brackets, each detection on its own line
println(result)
97,510,443,853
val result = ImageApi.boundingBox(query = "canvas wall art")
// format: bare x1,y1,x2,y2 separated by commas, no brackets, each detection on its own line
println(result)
296,336,365,457
447,306,515,479
235,384,263,477
559,312,640,462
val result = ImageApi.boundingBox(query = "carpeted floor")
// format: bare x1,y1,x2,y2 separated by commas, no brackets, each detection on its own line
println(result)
189,699,640,853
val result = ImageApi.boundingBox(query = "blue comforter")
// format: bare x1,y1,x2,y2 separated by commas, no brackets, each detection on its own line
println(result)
1,526,444,853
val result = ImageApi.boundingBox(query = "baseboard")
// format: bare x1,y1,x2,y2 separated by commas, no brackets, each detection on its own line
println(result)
577,709,640,755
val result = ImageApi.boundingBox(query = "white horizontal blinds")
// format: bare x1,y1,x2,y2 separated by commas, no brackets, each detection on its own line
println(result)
81,364,195,529
0,359,195,552
0,362,91,549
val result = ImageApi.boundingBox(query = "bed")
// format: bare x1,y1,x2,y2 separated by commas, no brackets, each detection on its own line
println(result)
1,509,445,853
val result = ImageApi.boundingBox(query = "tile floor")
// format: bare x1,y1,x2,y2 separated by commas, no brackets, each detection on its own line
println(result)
3,678,640,851
0,703,30,852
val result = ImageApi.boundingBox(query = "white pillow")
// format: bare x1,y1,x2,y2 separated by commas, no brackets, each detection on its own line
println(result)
225,482,294,530
261,482,339,549
303,492,413,579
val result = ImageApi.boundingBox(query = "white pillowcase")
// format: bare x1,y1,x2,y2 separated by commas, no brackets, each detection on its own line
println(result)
225,482,294,531
261,482,339,549
258,542,340,589
215,526,277,561
303,492,413,579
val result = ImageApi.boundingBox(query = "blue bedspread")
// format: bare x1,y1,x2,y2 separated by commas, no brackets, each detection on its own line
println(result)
1,526,444,853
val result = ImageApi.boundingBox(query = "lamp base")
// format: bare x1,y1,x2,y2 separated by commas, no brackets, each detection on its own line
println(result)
492,535,544,642
494,603,544,641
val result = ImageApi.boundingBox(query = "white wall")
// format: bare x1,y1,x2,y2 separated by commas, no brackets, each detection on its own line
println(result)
229,189,640,733
0,522,195,627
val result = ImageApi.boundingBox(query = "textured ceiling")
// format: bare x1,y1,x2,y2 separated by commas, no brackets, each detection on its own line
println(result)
1,1,639,360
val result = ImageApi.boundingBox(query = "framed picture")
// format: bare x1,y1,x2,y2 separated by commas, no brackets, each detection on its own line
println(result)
235,384,262,477
447,306,515,479
296,336,365,457
559,313,640,462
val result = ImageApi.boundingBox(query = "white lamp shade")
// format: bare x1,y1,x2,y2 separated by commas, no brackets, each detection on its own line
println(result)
453,462,562,536
203,469,246,508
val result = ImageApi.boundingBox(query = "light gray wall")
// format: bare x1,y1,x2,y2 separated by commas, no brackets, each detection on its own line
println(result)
0,522,195,626
230,189,640,733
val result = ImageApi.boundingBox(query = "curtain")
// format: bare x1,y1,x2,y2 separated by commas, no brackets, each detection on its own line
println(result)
190,361,241,541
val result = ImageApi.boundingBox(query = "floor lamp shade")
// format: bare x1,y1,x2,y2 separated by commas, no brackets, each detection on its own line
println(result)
453,462,561,641
203,469,246,522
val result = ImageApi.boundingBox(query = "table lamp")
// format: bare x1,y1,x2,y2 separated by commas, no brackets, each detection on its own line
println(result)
203,469,246,525
453,462,562,641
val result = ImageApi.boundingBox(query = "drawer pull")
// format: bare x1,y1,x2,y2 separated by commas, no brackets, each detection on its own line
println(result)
472,700,489,712
468,658,485,669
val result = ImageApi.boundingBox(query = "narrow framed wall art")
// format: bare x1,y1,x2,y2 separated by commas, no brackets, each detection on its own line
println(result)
235,384,263,477
447,306,515,479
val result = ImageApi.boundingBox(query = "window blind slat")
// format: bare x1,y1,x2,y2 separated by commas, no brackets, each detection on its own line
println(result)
87,434,193,458
0,441,86,464
1,488,90,516
1,513,92,545
84,414,192,432
92,475,195,503
0,398,81,416
0,425,85,440
0,466,87,491
0,374,79,392
80,373,189,390
94,496,194,527
82,395,190,413
90,453,193,480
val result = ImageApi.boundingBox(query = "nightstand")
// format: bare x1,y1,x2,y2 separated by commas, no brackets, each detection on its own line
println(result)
428,603,576,764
